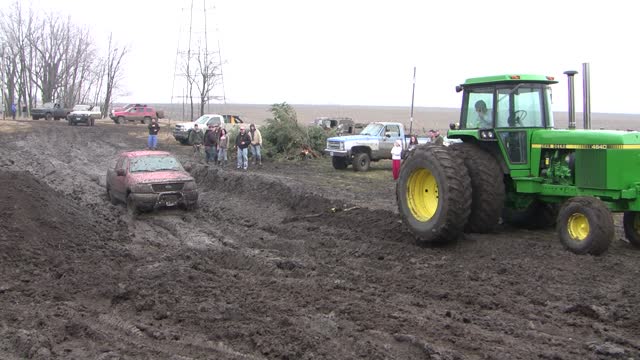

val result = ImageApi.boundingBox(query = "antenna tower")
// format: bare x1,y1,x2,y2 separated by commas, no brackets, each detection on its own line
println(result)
171,0,225,121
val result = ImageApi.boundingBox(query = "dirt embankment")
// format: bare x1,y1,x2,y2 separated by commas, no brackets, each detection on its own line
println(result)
0,118,639,359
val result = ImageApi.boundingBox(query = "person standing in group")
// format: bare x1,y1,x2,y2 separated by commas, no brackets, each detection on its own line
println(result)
11,103,17,120
235,125,252,170
217,128,229,167
428,129,444,146
204,124,218,164
248,123,262,166
391,139,402,180
211,124,222,164
188,124,204,159
147,118,160,150
408,135,419,151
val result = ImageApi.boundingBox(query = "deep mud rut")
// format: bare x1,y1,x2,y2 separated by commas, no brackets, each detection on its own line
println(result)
0,119,639,360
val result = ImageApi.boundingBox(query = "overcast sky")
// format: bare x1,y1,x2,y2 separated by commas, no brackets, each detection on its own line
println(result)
4,0,639,113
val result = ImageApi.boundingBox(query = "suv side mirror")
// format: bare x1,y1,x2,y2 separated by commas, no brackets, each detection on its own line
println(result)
116,169,125,176
183,164,192,172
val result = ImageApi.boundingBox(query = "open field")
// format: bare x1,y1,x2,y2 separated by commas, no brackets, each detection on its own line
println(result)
0,107,639,359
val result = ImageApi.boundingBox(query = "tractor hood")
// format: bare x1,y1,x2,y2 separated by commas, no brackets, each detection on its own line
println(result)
532,129,640,147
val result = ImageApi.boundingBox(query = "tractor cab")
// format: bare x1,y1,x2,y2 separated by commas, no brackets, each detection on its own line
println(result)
449,74,558,165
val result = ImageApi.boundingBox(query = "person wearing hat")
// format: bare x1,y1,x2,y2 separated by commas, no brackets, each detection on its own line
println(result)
428,129,444,146
235,125,252,170
391,139,403,180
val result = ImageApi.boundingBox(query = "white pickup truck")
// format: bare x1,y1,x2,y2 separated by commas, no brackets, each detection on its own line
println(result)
172,114,245,144
324,122,431,171
67,105,102,126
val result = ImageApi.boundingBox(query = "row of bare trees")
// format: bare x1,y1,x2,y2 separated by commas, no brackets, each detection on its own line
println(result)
0,2,127,118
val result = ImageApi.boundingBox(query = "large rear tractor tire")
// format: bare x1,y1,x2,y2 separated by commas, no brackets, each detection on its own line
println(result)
622,211,640,248
352,152,370,172
332,156,348,170
557,196,613,255
396,145,472,244
449,143,505,233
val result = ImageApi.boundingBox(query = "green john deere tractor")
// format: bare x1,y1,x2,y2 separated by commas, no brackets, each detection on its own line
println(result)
396,73,640,255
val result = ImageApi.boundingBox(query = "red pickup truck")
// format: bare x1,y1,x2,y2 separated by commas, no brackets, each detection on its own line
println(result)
110,105,159,124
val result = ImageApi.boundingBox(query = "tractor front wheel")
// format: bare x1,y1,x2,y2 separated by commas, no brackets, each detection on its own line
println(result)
396,145,472,244
557,197,613,255
622,211,640,248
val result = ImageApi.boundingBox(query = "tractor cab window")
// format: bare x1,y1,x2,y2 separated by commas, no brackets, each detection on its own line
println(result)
495,86,545,128
462,89,494,129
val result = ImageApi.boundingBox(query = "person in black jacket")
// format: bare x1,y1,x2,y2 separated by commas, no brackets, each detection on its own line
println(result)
235,125,252,170
203,124,218,164
147,118,160,150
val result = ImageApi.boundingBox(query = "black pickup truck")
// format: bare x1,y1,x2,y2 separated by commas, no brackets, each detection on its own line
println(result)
31,102,72,121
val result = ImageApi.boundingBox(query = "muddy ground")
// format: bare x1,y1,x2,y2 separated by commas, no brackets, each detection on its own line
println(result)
0,118,638,360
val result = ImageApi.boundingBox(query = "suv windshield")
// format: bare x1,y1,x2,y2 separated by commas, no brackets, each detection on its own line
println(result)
129,156,183,172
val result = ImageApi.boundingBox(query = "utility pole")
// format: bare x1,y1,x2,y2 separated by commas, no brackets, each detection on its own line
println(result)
171,0,226,121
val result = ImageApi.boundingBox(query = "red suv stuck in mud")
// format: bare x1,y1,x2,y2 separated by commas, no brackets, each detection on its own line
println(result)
106,150,198,215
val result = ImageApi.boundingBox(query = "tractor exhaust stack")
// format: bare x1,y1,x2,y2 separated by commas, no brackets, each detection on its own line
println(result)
582,63,592,129
564,70,578,129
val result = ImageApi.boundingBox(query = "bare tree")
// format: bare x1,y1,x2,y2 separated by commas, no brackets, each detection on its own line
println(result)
0,1,36,115
1,2,129,118
102,33,127,119
192,41,221,117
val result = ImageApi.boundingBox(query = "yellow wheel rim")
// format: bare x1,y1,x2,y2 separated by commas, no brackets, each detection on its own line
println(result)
567,213,590,241
406,168,439,222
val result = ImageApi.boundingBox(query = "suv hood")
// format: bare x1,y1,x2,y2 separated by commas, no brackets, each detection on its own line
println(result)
130,171,194,184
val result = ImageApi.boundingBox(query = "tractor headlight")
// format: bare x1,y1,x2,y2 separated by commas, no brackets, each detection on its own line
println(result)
479,130,495,139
